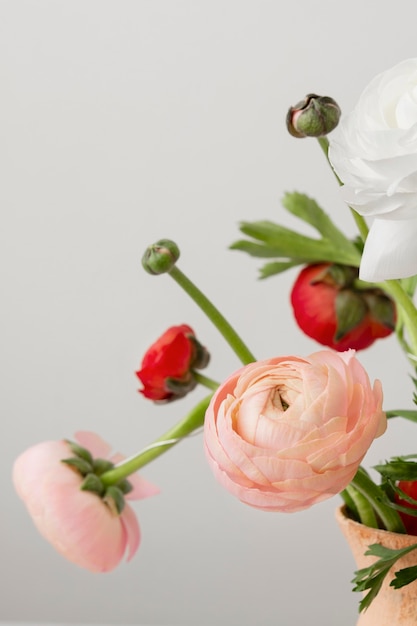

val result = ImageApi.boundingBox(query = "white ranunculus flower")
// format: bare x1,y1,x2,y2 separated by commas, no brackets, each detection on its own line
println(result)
328,58,417,281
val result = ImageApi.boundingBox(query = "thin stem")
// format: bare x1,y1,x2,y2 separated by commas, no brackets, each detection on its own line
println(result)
380,279,417,359
317,136,369,241
192,371,220,391
350,467,406,533
100,394,213,486
169,265,256,365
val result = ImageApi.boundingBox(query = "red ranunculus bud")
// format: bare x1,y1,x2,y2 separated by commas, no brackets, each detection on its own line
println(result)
395,481,417,535
290,263,396,351
136,324,210,402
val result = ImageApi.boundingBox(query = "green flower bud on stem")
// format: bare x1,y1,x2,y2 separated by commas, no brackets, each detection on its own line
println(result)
286,93,341,138
142,239,180,275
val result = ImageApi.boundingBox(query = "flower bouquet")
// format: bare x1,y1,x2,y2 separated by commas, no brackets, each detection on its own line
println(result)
13,58,417,622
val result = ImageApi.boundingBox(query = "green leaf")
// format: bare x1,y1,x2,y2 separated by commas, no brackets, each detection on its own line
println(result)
386,409,417,423
391,564,417,588
374,458,417,481
282,192,359,256
259,260,301,278
352,542,417,612
233,221,360,265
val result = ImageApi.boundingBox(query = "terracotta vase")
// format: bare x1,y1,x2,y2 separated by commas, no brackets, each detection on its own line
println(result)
336,505,417,625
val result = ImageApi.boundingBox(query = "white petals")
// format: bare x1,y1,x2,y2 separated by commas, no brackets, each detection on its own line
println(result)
328,59,417,280
359,218,417,281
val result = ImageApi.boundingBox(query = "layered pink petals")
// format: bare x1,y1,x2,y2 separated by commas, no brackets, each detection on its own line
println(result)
13,431,158,572
204,351,386,512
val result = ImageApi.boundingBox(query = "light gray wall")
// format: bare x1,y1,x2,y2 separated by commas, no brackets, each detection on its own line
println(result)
1,1,416,624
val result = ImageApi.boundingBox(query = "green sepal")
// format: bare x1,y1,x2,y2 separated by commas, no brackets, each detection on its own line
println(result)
364,291,396,330
117,478,133,495
334,290,367,340
92,458,114,475
65,440,94,465
165,375,197,397
188,335,210,370
80,472,105,496
61,457,93,476
104,486,125,514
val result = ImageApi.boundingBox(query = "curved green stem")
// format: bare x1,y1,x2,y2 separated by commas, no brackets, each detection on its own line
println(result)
100,394,212,486
169,265,256,365
318,136,369,241
380,279,417,359
192,371,220,391
350,467,406,533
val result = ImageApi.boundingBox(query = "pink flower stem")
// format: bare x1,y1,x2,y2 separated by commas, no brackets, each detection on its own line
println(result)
99,394,213,487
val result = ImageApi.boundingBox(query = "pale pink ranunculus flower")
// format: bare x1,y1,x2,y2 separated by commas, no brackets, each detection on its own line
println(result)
204,350,386,513
13,431,159,572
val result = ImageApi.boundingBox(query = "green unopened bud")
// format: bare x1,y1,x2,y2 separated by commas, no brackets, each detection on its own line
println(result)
286,94,341,138
142,239,180,275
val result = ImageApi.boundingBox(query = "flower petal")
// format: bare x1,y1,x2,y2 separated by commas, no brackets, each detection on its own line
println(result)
360,218,417,281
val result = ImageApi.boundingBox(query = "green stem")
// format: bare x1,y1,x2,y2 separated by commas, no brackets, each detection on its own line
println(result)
344,485,378,528
318,136,369,241
192,371,220,391
380,279,417,359
100,394,212,486
350,467,406,533
169,265,256,365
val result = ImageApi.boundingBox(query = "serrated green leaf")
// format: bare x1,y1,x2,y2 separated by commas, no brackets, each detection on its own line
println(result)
232,220,360,266
282,192,359,256
352,542,417,612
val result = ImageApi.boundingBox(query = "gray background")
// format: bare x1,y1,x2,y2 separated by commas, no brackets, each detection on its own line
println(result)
2,1,417,625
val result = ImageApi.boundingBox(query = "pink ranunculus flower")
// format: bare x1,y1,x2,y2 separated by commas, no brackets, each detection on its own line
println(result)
204,350,386,513
13,431,159,572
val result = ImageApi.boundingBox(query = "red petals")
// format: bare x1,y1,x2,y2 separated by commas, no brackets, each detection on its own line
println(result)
290,263,396,351
136,324,209,402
